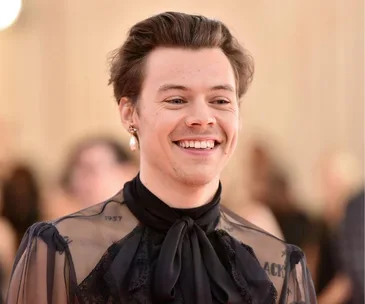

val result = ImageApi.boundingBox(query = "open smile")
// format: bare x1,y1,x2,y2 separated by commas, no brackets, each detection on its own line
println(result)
172,140,221,155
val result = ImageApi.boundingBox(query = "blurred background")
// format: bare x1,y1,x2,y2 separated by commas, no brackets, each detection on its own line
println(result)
0,0,363,303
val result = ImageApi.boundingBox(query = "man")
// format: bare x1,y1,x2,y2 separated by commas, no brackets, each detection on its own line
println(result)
6,12,316,303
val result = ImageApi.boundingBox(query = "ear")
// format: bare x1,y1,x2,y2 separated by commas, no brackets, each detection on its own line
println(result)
119,97,139,131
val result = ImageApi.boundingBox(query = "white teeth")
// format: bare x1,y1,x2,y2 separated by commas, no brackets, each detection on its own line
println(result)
177,140,215,149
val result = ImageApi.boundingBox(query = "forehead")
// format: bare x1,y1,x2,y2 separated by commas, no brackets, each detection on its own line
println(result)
142,47,236,92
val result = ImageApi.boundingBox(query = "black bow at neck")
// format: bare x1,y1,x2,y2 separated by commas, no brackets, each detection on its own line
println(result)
104,174,276,304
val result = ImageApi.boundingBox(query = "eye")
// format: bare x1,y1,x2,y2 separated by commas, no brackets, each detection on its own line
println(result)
212,99,230,104
166,98,186,104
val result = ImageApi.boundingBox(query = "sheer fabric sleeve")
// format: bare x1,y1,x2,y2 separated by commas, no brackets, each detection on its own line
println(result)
6,222,77,304
279,245,317,304
220,208,317,303
6,192,139,304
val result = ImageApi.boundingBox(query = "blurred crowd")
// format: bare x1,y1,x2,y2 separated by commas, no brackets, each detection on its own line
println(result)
0,135,138,303
0,134,363,304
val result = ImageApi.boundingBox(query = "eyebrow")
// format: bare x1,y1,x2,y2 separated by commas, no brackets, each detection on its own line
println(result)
157,84,189,92
209,84,235,93
157,84,235,93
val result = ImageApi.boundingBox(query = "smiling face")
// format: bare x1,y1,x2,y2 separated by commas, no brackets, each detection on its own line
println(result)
121,47,239,187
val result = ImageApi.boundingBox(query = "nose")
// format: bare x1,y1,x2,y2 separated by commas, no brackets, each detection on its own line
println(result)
185,103,216,128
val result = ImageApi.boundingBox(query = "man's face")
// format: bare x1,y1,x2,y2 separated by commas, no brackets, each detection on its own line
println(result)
130,47,239,186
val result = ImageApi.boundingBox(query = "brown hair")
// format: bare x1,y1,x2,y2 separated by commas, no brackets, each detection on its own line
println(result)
108,11,254,104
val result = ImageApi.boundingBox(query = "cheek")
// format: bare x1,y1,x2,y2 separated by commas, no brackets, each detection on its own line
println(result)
138,110,178,146
222,112,239,137
137,110,158,139
221,113,239,154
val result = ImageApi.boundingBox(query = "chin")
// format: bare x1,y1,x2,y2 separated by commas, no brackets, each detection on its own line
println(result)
175,170,218,187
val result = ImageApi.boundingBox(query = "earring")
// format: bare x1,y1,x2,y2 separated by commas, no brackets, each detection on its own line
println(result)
128,125,138,152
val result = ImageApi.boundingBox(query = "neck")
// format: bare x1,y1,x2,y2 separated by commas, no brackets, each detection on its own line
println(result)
139,167,220,209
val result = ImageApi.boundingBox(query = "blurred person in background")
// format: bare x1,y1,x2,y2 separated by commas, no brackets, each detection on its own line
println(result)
0,164,42,248
247,141,313,248
246,141,363,303
0,164,43,301
246,140,326,297
59,135,138,209
313,152,362,304
229,143,283,238
247,143,361,303
338,188,364,304
0,217,16,303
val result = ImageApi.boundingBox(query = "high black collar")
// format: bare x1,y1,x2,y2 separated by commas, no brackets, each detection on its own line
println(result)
123,173,222,233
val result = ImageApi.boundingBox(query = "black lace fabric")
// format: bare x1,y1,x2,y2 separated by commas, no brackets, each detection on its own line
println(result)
6,175,317,304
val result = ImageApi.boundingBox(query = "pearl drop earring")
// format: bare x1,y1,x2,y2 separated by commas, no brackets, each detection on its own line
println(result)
128,125,138,152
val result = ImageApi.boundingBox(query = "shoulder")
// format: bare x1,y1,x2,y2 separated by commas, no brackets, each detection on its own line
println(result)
219,205,306,269
50,190,136,239
219,205,285,244
219,206,310,297
21,190,139,283
233,202,284,239
22,189,138,257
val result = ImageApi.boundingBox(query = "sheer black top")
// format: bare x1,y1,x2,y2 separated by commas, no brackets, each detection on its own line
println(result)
6,175,316,303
